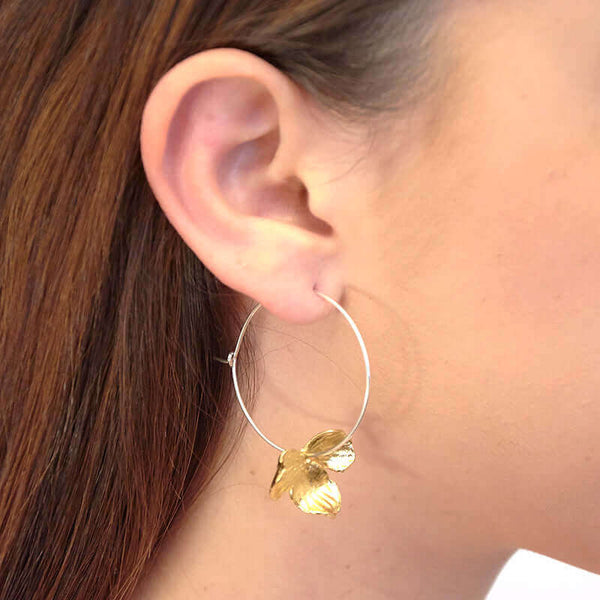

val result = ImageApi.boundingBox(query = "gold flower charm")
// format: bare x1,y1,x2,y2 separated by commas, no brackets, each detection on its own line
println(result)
269,429,356,516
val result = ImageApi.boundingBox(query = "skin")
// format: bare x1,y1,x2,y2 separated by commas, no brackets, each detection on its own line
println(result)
135,1,600,598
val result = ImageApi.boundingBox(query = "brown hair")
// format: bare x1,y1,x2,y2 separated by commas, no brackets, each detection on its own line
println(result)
0,1,443,598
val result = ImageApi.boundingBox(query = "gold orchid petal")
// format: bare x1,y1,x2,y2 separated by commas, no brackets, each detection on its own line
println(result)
289,460,342,515
302,429,356,472
269,449,304,499
269,454,289,499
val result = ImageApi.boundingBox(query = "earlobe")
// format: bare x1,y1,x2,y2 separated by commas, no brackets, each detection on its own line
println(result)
140,47,343,324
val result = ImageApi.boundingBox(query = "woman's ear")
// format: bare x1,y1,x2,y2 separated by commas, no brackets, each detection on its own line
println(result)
140,47,346,324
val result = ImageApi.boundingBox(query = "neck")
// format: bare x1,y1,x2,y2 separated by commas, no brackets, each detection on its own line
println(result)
132,292,515,599
131,437,510,600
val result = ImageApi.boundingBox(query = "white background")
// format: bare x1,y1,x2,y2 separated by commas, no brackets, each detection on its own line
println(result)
486,550,600,599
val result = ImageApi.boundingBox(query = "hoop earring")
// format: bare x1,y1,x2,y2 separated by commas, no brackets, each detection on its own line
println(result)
216,290,371,517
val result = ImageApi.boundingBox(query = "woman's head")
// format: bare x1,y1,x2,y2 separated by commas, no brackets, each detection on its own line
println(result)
2,0,600,598
141,0,600,573
0,1,445,598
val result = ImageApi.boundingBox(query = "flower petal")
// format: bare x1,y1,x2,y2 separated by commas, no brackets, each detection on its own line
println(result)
289,461,342,515
270,449,304,499
302,429,356,472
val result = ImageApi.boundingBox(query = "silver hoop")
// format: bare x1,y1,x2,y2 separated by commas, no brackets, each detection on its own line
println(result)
224,290,371,458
